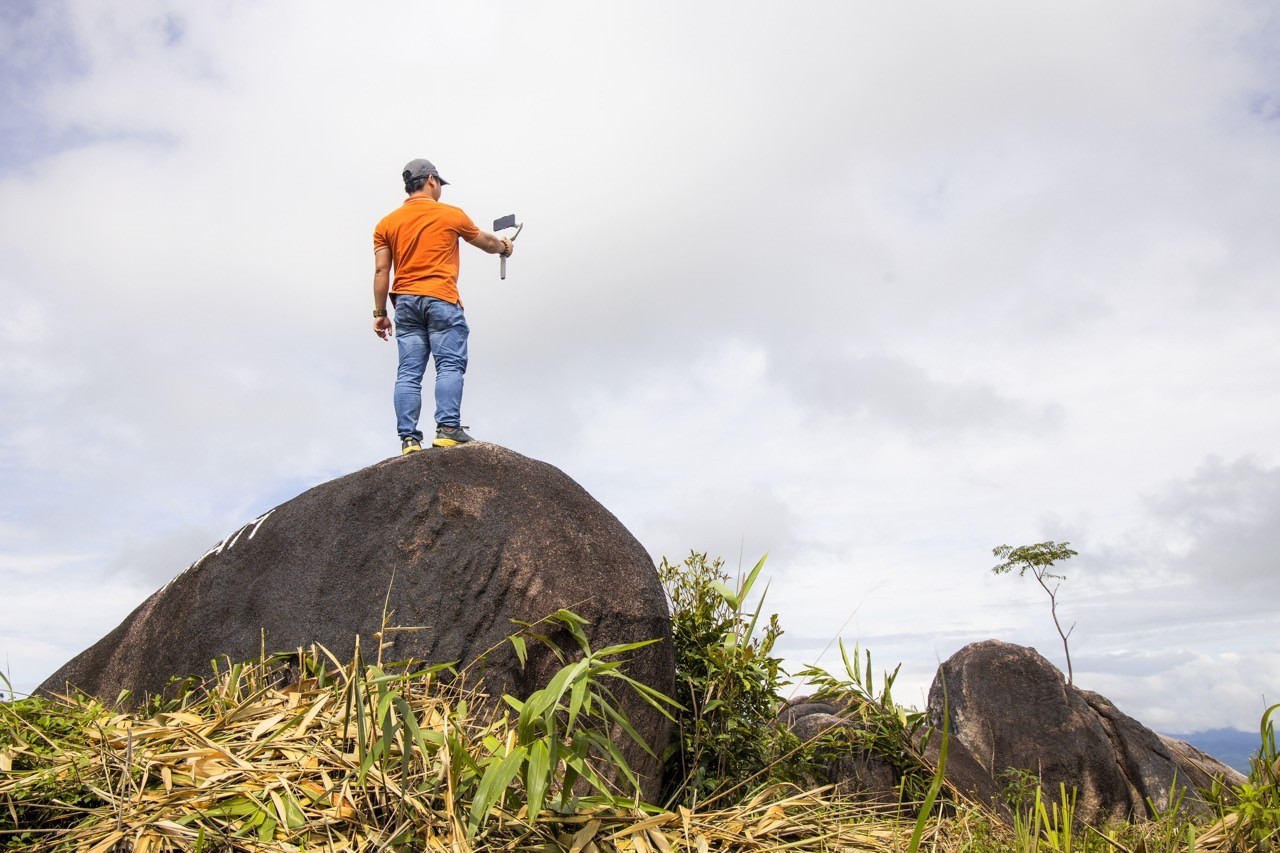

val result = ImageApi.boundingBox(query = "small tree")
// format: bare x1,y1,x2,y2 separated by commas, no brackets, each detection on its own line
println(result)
991,541,1078,686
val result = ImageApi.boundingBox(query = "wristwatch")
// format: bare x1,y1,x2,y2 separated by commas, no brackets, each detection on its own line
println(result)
373,309,387,318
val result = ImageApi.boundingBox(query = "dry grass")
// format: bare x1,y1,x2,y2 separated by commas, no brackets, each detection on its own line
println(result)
1,648,970,852
1,645,1265,852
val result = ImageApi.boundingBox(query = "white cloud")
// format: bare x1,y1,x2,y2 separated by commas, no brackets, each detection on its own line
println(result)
1085,650,1280,732
1,1,1278,739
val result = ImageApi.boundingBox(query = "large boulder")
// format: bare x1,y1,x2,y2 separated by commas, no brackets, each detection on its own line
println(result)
40,443,674,799
927,640,1244,824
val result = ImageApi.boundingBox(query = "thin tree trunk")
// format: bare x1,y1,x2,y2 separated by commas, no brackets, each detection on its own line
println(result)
1037,574,1074,686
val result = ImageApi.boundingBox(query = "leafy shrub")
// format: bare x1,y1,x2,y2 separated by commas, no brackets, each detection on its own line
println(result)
1224,703,1280,850
658,553,946,812
0,689,105,846
657,552,789,807
795,640,934,803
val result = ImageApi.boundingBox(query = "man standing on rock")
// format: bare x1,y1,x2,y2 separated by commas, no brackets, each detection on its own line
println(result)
372,158,514,455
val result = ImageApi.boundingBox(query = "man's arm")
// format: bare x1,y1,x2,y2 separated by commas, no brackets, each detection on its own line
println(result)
464,231,514,257
373,246,393,340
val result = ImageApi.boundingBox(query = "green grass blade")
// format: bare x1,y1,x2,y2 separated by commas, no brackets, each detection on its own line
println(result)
737,553,769,606
468,746,526,835
908,692,950,853
509,634,527,668
525,738,551,819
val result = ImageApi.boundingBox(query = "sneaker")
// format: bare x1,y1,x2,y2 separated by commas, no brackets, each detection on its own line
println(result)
401,437,422,455
432,425,474,447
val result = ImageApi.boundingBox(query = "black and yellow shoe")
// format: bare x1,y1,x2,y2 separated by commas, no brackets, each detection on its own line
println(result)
432,425,474,447
401,437,423,455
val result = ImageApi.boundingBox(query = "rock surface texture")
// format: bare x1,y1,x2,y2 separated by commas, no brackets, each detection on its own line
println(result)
927,640,1245,824
40,443,674,799
777,698,900,803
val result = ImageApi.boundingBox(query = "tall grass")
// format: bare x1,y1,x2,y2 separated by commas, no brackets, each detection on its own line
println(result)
1198,702,1280,851
0,613,673,851
0,639,971,851
2,555,1274,851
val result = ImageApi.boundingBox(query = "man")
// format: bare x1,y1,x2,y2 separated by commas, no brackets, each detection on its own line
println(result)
372,158,514,454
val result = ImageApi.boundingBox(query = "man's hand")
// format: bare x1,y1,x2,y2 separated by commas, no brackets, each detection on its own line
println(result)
374,315,393,340
499,236,515,258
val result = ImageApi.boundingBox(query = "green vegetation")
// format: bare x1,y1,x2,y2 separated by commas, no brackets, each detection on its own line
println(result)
992,541,1079,685
2,554,1275,851
656,553,939,813
1212,702,1280,850
657,552,788,808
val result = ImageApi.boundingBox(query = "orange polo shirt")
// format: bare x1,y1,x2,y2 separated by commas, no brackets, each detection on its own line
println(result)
373,197,481,304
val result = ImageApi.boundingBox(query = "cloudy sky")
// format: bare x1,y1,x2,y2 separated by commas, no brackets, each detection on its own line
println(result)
2,1,1277,735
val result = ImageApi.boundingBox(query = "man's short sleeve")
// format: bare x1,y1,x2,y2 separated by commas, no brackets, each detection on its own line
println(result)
373,222,389,252
454,209,481,241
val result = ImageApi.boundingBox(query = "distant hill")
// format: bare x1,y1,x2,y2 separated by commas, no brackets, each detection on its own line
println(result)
1167,728,1263,775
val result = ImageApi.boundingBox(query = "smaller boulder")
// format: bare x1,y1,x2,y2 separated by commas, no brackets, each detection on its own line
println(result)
778,695,1009,814
779,701,840,728
927,640,1244,825
779,697,898,802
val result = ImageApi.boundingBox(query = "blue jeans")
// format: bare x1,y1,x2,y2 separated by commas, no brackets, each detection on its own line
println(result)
393,295,469,441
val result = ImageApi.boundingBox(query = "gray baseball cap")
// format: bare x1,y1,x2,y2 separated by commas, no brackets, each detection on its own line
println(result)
402,158,449,186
